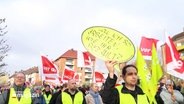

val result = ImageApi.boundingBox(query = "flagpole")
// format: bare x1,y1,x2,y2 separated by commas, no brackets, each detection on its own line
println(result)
160,44,166,72
162,30,167,73
61,66,65,83
92,63,95,83
40,55,44,86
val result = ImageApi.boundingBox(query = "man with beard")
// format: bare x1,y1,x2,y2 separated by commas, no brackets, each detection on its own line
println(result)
55,79,86,104
101,61,149,104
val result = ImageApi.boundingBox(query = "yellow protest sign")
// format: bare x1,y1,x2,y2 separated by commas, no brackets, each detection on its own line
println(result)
82,26,135,62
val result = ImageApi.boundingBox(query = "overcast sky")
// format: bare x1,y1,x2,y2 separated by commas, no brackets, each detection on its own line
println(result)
1,0,184,74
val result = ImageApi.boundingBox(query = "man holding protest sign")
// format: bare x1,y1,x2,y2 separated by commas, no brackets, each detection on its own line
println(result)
101,61,149,104
82,26,148,104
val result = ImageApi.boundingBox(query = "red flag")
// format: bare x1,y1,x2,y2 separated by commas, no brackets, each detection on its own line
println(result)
63,66,75,81
41,55,58,74
165,36,184,79
77,51,92,67
41,55,60,85
44,76,60,85
74,73,79,82
95,71,104,83
140,37,158,56
45,76,56,80
83,52,91,66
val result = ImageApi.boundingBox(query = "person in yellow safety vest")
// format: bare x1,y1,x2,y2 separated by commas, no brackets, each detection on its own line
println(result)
43,85,52,104
0,72,33,104
101,61,149,104
49,83,68,104
55,79,86,104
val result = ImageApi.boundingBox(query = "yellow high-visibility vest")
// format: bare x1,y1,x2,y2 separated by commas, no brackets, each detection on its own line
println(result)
116,85,149,104
62,91,83,104
43,93,52,104
9,88,32,104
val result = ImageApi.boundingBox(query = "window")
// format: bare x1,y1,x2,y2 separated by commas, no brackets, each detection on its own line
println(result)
65,58,74,69
181,52,184,57
177,43,181,46
66,65,74,69
66,59,74,65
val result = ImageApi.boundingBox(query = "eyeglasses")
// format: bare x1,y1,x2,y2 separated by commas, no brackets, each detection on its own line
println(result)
15,76,25,79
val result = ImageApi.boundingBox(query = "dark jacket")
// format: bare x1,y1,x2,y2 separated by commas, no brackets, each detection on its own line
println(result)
55,89,86,104
155,85,164,104
49,90,61,104
100,74,148,104
32,94,46,104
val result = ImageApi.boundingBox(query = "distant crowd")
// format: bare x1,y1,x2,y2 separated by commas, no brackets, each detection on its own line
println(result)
0,61,184,104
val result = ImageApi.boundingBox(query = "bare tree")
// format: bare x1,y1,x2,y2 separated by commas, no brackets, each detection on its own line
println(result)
0,18,10,74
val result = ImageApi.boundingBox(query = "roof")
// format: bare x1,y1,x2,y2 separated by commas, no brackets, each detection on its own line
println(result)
55,49,95,61
59,49,77,59
10,66,38,78
172,32,184,41
23,66,38,74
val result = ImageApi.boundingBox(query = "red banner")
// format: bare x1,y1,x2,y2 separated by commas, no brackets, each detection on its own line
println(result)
41,55,60,85
63,66,75,81
95,71,104,83
44,76,60,85
77,51,92,67
165,36,184,74
165,37,184,80
41,56,57,74
140,37,158,56
83,52,91,66
74,74,79,82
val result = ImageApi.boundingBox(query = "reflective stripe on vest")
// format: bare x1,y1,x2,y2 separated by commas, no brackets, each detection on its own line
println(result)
9,88,32,104
116,85,149,104
43,94,52,104
62,91,83,104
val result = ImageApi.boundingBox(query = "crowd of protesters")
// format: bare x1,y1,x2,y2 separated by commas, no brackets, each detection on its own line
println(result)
1,62,184,104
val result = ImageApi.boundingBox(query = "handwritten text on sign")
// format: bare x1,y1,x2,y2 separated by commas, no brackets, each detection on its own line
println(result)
82,26,135,62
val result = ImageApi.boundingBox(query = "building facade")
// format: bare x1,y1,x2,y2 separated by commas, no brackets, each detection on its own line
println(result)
172,32,184,60
54,49,96,85
9,67,41,86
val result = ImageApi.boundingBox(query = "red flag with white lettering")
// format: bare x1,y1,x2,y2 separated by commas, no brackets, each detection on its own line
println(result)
41,55,60,84
41,55,58,74
140,37,158,56
165,36,184,79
